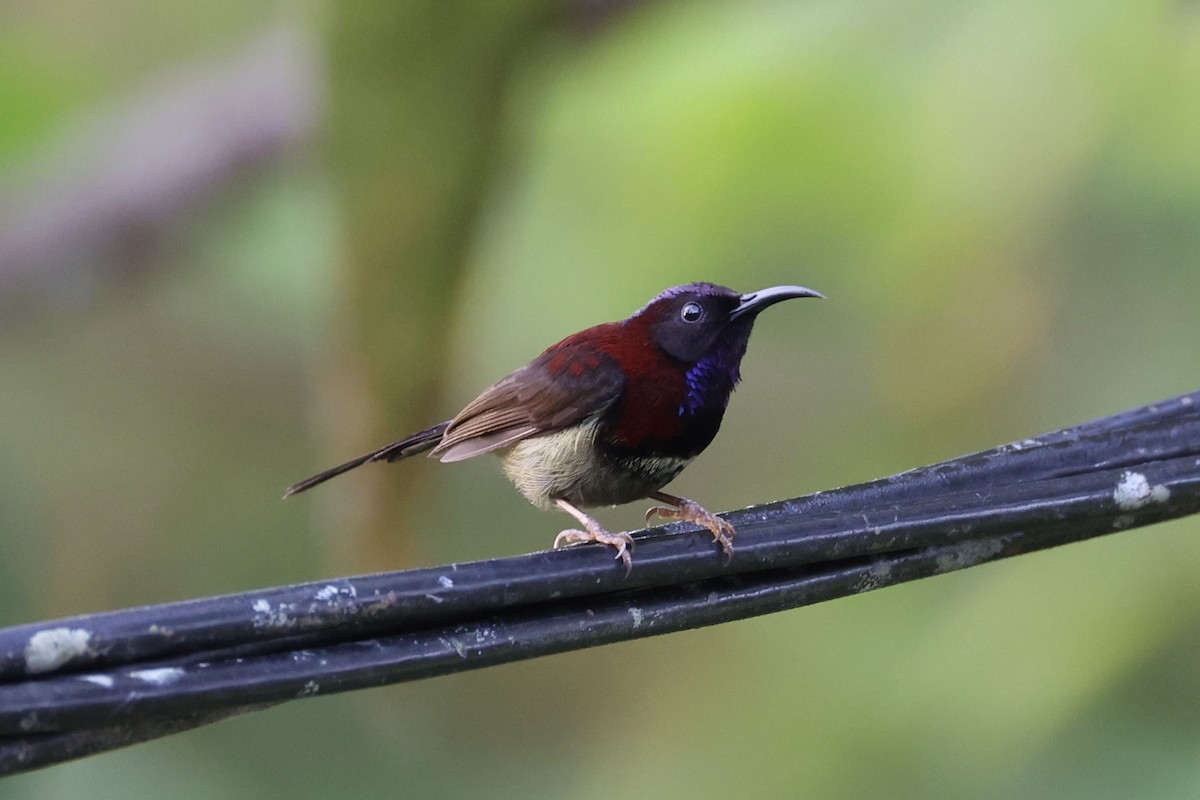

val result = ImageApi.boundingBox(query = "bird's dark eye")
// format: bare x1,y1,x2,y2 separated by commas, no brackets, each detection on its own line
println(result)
680,302,704,323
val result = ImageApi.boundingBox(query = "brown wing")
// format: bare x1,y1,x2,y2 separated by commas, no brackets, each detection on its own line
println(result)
431,340,624,463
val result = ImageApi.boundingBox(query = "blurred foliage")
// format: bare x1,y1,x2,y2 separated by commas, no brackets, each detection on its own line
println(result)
1,0,1199,798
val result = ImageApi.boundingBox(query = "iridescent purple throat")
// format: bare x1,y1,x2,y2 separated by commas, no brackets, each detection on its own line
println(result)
679,355,741,416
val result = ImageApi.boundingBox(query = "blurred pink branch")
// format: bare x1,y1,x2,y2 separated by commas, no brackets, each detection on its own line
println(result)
0,26,320,302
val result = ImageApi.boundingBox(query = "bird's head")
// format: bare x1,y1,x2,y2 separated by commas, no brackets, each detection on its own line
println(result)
633,282,824,368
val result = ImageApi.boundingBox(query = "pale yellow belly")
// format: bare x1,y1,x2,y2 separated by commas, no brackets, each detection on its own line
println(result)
496,421,691,510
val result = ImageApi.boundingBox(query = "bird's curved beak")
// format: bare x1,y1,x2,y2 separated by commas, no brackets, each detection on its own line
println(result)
730,285,825,320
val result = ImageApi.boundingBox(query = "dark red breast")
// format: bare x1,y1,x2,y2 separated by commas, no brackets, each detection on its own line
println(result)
539,319,704,456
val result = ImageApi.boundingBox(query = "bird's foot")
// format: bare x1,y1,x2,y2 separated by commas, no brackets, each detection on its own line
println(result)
645,492,735,563
553,527,634,573
553,499,634,574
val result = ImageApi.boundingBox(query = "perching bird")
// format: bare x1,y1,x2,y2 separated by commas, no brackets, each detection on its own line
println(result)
285,282,823,571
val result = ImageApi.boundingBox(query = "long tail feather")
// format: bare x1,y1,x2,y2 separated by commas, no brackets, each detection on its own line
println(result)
283,421,450,497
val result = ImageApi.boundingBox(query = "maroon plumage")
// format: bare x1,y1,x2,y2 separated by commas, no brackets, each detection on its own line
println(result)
286,282,824,570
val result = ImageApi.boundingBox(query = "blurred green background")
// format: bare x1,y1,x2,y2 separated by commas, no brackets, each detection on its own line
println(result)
2,1,1199,797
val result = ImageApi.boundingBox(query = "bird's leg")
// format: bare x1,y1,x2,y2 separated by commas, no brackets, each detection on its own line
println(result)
645,491,735,562
553,499,635,573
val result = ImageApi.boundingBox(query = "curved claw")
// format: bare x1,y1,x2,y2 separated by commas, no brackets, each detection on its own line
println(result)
644,505,672,524
644,495,736,564
554,527,634,575
553,529,584,549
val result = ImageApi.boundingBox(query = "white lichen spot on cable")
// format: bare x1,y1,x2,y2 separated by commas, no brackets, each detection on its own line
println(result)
313,583,357,604
251,598,293,628
24,628,93,674
628,607,644,629
856,561,893,593
442,637,467,658
935,539,1005,574
1113,471,1171,511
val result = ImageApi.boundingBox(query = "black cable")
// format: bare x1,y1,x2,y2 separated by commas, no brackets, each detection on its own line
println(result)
0,390,1196,775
